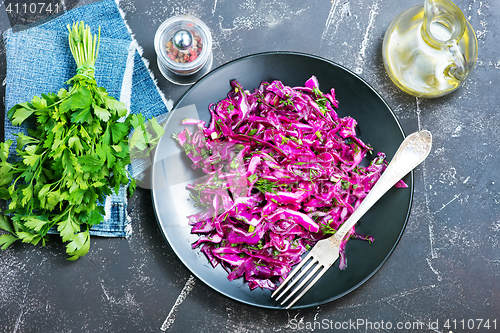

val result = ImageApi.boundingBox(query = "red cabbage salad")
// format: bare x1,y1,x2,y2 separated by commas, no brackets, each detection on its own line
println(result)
173,76,406,291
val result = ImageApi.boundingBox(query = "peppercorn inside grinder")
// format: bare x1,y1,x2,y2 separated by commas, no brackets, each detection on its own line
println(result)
154,15,213,85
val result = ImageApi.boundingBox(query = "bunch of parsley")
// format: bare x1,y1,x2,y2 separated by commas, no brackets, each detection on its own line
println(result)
0,22,163,260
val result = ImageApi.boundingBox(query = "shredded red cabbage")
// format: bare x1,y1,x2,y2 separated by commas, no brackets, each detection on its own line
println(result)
174,76,406,291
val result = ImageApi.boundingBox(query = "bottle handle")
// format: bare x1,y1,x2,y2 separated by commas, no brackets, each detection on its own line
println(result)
447,40,468,81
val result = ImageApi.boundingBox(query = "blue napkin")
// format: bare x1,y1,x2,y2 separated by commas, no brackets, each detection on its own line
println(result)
3,0,169,237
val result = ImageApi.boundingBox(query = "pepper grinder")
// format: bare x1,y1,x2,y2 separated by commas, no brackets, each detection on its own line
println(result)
154,15,213,85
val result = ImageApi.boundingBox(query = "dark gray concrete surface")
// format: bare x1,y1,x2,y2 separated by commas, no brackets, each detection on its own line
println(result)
1,0,499,332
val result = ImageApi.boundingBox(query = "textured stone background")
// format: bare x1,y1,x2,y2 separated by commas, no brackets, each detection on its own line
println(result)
1,0,499,332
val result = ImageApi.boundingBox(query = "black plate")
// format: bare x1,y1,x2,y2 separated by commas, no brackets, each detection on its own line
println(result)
151,52,412,309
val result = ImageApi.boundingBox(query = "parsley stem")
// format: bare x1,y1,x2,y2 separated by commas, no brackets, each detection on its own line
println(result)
67,22,100,76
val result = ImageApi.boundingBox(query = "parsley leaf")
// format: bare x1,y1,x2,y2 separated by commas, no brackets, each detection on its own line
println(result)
0,22,164,260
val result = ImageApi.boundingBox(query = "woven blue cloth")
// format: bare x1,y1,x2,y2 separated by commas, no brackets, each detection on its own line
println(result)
3,0,169,237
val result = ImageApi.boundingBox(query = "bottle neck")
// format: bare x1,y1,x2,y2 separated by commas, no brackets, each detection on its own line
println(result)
422,0,466,49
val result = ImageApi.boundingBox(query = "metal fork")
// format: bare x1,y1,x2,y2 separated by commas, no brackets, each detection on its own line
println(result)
271,130,432,309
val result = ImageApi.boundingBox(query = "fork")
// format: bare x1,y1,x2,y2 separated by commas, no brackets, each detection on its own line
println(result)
271,130,432,309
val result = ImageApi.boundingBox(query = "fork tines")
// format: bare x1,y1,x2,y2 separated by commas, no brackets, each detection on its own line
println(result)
271,252,327,309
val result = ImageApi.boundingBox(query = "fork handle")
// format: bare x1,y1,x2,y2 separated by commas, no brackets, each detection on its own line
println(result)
333,130,432,241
